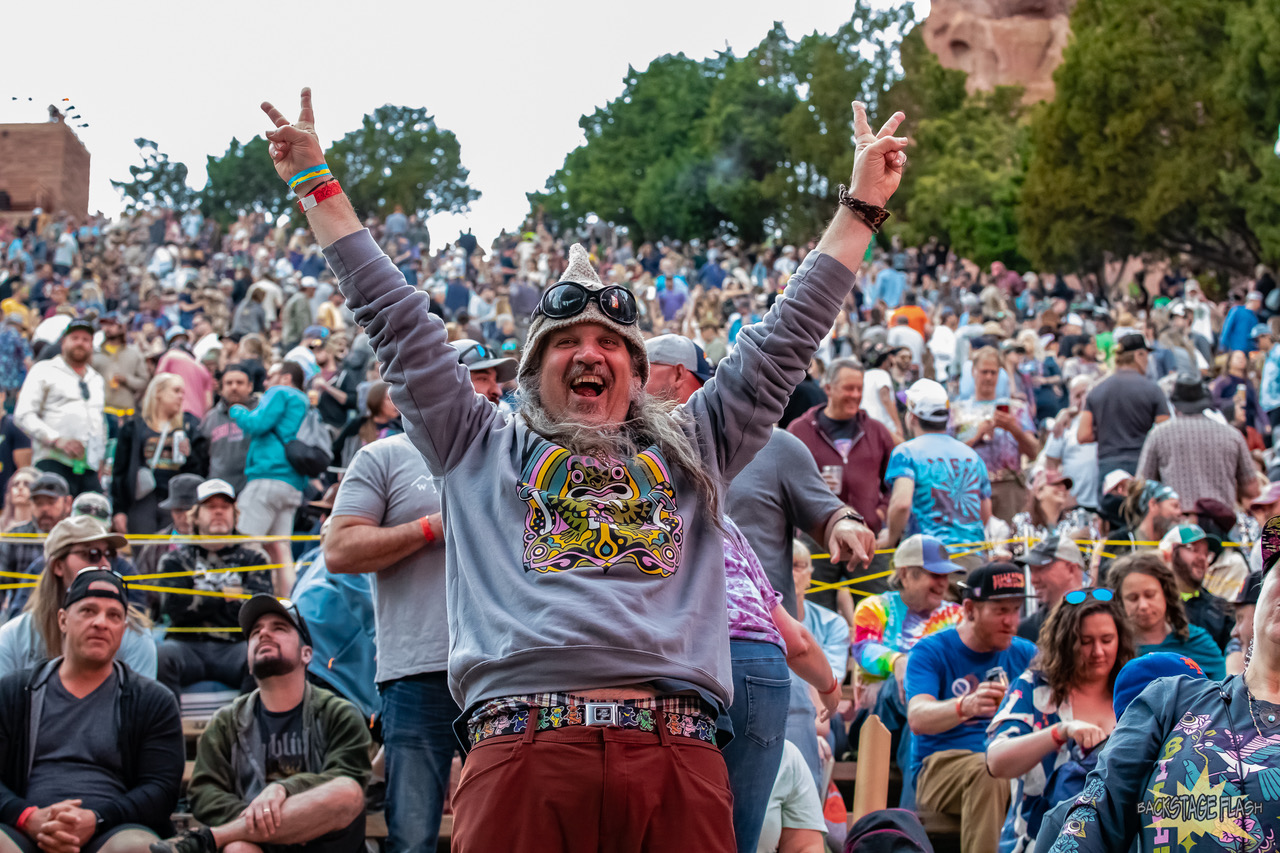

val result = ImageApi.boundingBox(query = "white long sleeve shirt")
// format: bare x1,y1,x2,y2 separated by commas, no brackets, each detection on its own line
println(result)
15,355,107,469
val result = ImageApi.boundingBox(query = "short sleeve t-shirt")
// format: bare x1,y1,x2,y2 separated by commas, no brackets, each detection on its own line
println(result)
904,628,1037,775
885,433,991,545
331,433,448,682
756,740,827,853
860,369,898,435
1083,370,1168,467
0,414,32,502
256,700,306,781
722,518,784,647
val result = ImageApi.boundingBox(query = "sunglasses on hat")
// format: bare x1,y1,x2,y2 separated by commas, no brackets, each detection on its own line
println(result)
534,282,638,326
1063,588,1114,605
456,342,498,367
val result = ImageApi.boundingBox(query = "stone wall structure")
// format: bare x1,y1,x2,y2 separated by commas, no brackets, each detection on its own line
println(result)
0,119,91,219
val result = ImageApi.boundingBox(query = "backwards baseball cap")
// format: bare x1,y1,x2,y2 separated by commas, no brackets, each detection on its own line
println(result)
1020,532,1085,569
196,478,236,504
1112,653,1205,718
893,535,957,575
43,516,128,563
29,472,71,499
63,568,129,611
1158,523,1222,562
960,561,1030,601
519,244,649,387
449,339,518,383
238,593,313,646
905,379,949,424
644,335,714,385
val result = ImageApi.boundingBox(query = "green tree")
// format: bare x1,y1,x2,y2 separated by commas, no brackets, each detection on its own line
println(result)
1019,0,1259,276
326,105,480,220
111,138,195,212
200,136,292,225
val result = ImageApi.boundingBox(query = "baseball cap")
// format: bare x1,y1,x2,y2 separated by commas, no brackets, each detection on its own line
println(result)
905,379,949,423
63,317,95,337
1168,302,1188,318
302,325,330,341
1112,653,1205,719
893,535,957,575
1116,333,1150,354
1236,571,1263,606
1031,469,1074,492
164,326,190,343
159,474,205,511
1247,291,1264,303
238,593,313,646
449,339,517,383
300,276,318,290
960,561,1030,601
1158,523,1222,561
1062,313,1084,327
43,516,128,562
1252,323,1272,341
63,568,129,611
196,478,236,504
29,472,71,499
644,335,714,385
1250,481,1280,508
71,492,112,525
1102,469,1133,494
1264,515,1280,574
1020,532,1085,569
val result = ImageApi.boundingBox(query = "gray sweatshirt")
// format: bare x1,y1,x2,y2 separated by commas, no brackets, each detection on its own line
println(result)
325,230,854,714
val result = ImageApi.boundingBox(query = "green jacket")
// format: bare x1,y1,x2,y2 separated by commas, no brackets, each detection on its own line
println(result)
189,683,371,827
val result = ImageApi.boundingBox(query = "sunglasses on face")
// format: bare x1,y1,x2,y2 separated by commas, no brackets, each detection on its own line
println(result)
69,546,117,565
534,282,638,326
1063,588,1114,605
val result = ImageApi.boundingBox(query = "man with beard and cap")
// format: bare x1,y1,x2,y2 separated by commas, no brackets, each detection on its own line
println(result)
1137,372,1258,508
1096,479,1185,583
91,312,151,431
259,87,903,850
196,365,257,494
1159,523,1234,651
0,473,72,618
151,595,371,853
448,339,517,406
14,317,106,496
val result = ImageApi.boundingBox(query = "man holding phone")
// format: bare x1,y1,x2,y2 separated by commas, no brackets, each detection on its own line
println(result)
905,562,1036,853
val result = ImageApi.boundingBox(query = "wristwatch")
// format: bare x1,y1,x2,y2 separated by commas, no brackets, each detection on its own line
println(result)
835,509,866,526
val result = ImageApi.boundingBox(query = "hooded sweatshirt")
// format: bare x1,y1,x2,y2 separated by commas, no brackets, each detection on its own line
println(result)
325,230,855,716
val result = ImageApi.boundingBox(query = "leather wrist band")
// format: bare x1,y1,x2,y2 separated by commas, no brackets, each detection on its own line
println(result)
837,184,890,233
420,516,436,544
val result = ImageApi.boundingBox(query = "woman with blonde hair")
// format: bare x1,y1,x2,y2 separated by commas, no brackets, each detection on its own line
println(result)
0,516,156,677
111,373,201,535
0,466,40,531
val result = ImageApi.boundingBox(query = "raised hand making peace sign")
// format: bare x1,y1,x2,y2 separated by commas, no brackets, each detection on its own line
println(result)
847,100,908,208
261,87,328,194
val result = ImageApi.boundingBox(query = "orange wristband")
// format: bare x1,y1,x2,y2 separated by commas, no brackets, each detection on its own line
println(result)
420,516,435,544
956,697,968,720
16,807,36,833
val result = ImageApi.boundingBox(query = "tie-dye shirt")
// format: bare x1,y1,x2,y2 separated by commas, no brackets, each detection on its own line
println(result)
723,517,784,648
852,591,961,681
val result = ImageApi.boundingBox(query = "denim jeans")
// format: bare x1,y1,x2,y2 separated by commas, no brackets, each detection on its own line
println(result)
722,639,791,853
381,672,463,853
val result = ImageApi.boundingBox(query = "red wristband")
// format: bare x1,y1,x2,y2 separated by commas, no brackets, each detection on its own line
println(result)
420,516,435,544
16,806,36,832
1051,724,1067,747
298,179,343,214
820,679,841,696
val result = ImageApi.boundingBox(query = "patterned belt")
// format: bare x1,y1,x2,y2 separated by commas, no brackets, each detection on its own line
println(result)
468,703,717,747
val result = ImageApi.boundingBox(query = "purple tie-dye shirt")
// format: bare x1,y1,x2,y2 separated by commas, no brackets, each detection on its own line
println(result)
723,517,784,649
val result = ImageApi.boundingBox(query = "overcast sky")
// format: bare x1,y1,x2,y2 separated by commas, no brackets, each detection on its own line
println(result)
5,0,924,244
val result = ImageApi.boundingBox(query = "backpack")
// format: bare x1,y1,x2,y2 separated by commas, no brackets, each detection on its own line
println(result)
277,406,333,478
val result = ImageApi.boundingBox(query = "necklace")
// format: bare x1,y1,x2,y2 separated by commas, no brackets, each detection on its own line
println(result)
1246,682,1278,739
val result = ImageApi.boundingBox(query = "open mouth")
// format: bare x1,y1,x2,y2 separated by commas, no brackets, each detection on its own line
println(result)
569,375,607,399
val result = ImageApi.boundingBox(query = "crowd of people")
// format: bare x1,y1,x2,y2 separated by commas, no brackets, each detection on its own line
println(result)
0,87,1277,853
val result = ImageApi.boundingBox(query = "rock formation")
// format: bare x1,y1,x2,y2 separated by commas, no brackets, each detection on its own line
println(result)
922,0,1077,103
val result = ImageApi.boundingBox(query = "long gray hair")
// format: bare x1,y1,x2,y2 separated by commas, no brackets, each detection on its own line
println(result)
518,372,723,526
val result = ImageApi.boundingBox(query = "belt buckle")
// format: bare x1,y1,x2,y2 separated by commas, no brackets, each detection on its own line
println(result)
584,702,623,727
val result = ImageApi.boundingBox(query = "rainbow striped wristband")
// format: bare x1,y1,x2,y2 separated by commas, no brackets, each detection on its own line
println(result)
288,164,331,192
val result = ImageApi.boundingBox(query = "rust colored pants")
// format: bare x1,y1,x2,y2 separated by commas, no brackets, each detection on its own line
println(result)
451,719,736,853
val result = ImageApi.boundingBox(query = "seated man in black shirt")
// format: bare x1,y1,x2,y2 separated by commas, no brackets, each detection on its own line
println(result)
0,567,184,853
152,596,371,853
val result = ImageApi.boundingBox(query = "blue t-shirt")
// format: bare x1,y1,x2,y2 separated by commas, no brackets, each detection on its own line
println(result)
885,433,991,545
905,627,1037,776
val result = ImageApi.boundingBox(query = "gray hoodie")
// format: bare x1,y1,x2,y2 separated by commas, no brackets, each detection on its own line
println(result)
325,231,854,715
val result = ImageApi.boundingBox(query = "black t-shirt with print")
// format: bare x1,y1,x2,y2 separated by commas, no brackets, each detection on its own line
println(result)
256,700,306,782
